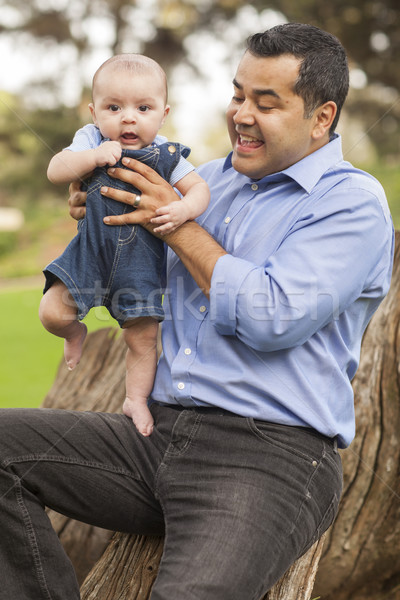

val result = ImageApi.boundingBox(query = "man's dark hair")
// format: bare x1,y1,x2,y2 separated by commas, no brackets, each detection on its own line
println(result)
246,23,349,134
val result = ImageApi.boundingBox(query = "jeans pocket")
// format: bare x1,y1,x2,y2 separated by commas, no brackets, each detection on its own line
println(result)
247,418,324,464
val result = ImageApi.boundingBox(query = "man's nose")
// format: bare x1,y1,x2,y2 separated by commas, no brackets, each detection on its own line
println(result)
233,100,255,125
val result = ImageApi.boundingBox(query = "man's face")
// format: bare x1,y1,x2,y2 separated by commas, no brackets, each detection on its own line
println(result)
226,52,325,179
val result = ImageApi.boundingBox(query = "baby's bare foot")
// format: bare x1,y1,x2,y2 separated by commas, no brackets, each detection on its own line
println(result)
123,398,154,436
65,322,87,370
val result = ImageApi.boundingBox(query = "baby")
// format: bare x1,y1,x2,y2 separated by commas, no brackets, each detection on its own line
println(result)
40,54,210,436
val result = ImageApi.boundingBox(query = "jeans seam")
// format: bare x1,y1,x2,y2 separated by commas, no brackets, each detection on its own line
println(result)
323,443,343,479
2,455,141,480
14,474,53,600
104,224,137,304
287,447,324,542
288,448,340,553
164,413,202,456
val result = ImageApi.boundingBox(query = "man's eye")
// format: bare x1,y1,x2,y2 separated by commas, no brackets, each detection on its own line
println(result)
232,96,243,103
108,105,120,112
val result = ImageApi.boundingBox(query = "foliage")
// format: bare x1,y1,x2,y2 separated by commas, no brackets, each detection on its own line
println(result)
0,92,81,206
0,0,398,210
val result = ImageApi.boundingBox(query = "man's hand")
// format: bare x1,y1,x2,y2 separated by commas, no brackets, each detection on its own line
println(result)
68,155,226,298
68,180,87,221
101,156,181,233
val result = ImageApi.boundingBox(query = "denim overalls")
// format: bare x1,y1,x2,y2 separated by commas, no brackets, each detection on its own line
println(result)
43,142,190,325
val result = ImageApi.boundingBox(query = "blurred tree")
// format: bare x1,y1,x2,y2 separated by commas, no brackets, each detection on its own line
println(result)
0,92,81,204
0,0,398,209
2,0,397,95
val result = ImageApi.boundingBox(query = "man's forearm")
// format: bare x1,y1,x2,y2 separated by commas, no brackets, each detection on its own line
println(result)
163,221,227,298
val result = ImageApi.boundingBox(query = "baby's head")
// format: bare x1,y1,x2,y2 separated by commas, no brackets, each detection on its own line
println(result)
89,54,170,149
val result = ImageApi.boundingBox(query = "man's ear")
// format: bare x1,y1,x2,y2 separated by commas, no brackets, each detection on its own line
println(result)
312,101,337,140
89,103,98,127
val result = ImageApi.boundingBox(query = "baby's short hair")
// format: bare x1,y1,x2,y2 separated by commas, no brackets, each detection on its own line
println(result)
92,54,168,102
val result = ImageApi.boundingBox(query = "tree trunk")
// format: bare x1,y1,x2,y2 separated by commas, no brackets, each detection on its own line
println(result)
313,230,400,600
41,232,400,599
79,531,326,600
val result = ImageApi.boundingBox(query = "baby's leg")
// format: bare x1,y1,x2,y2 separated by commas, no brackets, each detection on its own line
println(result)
122,317,159,436
39,280,87,370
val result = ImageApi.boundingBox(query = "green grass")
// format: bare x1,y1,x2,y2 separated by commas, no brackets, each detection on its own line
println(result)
0,285,117,408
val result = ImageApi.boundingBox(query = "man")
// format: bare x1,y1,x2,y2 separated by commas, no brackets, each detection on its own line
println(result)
0,23,394,600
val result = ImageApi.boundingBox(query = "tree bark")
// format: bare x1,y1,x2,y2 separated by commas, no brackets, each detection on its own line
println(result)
41,232,400,599
79,531,326,600
313,230,400,600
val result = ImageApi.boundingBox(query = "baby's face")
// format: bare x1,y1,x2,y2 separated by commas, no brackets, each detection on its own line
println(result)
89,67,169,149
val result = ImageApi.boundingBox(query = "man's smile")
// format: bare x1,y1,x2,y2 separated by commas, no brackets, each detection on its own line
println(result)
236,133,264,151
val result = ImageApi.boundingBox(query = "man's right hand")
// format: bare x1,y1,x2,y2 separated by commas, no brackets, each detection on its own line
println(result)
68,180,87,221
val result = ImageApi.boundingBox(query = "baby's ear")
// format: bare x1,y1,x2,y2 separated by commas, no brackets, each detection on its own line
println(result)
88,103,98,126
162,104,170,125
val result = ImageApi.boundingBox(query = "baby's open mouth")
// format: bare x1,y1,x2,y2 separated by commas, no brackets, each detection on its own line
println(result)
121,133,139,143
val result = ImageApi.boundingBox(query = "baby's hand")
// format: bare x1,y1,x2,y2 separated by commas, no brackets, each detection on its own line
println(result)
95,141,122,167
151,200,190,234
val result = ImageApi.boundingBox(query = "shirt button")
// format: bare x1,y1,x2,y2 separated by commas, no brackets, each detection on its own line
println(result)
224,217,231,224
251,183,258,191
177,382,185,390
199,305,206,313
184,348,192,355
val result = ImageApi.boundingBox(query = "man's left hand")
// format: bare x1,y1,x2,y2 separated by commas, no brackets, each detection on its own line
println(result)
102,157,180,233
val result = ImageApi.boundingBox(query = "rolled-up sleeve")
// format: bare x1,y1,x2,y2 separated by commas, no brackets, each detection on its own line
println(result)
210,186,394,353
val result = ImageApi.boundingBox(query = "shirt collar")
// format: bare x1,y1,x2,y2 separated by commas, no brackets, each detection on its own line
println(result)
222,134,343,194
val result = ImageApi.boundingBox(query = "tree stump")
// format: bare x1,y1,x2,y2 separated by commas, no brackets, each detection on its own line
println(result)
79,531,326,600
41,231,400,599
313,231,400,600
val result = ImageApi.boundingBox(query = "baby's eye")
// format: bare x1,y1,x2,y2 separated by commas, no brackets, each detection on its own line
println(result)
108,105,120,112
138,105,150,112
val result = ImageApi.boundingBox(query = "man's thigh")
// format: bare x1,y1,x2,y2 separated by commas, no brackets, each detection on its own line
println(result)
152,410,342,600
0,407,170,535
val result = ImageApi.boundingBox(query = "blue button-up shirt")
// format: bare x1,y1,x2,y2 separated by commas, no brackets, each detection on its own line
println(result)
151,135,394,447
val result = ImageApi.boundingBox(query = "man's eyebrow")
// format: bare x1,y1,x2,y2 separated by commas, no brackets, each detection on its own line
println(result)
232,78,281,99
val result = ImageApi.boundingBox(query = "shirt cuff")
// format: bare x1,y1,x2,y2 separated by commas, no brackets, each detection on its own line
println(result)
210,254,255,336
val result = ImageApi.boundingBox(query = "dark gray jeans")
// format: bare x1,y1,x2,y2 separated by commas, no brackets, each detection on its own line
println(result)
0,403,342,600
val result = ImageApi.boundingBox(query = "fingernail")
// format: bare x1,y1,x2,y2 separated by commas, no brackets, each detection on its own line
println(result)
104,217,110,224
122,157,130,165
101,186,108,193
108,167,115,174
